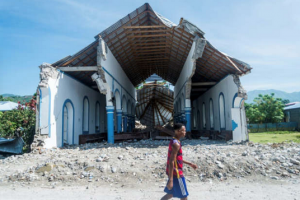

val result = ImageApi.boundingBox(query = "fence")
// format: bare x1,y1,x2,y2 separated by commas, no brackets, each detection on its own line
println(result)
247,122,298,133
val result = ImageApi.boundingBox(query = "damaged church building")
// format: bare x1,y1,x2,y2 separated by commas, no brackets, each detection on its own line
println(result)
36,3,252,148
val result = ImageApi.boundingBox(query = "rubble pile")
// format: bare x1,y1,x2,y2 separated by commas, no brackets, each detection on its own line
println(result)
134,120,147,130
0,140,300,187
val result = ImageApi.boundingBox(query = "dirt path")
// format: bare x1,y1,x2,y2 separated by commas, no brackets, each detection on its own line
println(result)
1,179,299,200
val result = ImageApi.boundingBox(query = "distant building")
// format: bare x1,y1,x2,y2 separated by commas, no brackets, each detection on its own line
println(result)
284,103,300,130
285,102,300,107
0,101,19,112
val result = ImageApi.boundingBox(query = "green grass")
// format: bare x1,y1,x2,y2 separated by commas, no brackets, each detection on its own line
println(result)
249,131,300,143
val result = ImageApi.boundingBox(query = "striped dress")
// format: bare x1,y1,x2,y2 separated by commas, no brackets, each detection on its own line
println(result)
166,138,184,178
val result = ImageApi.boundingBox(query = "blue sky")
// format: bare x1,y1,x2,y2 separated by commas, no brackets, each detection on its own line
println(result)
0,0,299,96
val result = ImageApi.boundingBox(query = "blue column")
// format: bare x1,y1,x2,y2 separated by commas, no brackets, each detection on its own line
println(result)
116,109,122,133
106,106,114,144
185,107,192,132
123,112,127,132
127,115,131,132
181,111,186,125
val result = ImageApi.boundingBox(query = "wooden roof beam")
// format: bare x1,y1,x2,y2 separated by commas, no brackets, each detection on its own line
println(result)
192,82,216,86
126,29,172,33
59,66,98,72
127,34,171,38
123,25,167,29
191,88,208,92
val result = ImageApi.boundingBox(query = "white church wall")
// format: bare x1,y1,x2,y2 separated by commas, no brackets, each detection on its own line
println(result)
193,75,239,132
174,41,196,106
101,46,136,107
39,87,50,136
41,71,106,148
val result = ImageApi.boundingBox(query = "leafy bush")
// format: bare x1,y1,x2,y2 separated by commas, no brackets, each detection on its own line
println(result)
0,95,36,152
245,93,284,124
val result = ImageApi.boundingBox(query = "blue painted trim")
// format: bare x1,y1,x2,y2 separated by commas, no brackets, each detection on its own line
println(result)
48,87,51,137
232,93,238,108
232,120,238,131
114,88,121,107
116,109,122,133
112,79,115,93
62,104,68,146
61,99,75,146
218,92,226,130
82,96,90,135
122,95,127,112
239,98,245,107
121,87,123,106
38,88,42,128
123,112,128,132
106,106,115,144
184,107,192,132
102,67,136,101
95,101,100,133
209,98,214,130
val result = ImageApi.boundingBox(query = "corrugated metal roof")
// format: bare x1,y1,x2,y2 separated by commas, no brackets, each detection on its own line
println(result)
284,103,300,110
0,137,24,154
0,101,18,111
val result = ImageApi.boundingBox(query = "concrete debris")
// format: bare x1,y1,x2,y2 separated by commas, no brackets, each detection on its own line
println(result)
135,121,147,130
0,140,299,188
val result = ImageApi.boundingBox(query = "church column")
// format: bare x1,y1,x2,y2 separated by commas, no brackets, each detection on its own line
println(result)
181,111,186,125
116,109,122,133
185,107,192,132
106,106,115,144
123,112,127,132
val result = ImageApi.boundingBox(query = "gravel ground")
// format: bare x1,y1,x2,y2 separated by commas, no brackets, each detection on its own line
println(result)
1,139,300,199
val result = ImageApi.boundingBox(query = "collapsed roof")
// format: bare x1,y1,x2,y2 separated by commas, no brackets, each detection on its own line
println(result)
53,3,251,92
136,82,173,128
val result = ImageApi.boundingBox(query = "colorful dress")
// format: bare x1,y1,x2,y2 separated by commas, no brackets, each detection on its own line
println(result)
164,138,189,198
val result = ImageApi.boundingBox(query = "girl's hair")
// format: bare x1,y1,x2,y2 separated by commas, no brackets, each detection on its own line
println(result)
174,123,185,131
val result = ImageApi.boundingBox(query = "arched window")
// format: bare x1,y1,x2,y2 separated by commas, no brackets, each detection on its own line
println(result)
202,103,206,129
209,99,214,129
181,93,185,111
178,98,181,113
193,108,197,128
62,99,74,146
219,93,225,129
197,110,200,130
83,96,89,134
95,102,100,132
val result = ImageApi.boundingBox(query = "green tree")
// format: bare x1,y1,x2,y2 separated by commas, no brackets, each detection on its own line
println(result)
0,95,36,152
245,93,284,124
281,99,290,105
0,95,14,102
